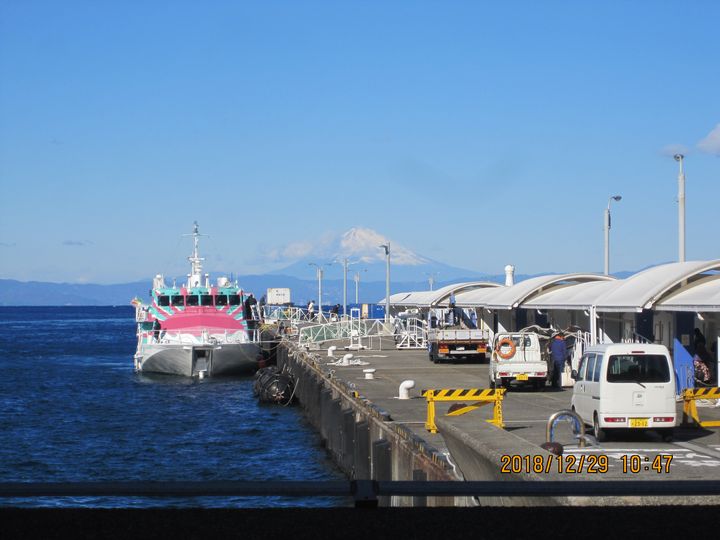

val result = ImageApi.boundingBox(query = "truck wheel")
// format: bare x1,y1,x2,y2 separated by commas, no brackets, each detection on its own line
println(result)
593,413,607,443
431,354,440,364
533,379,545,391
489,374,496,389
501,378,512,391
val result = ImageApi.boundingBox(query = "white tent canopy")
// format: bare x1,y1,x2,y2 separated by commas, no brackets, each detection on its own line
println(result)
382,260,720,315
592,260,720,312
654,274,720,312
381,281,500,307
455,273,613,310
522,280,620,310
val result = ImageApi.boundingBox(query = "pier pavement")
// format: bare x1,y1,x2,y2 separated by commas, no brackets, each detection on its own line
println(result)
308,336,720,486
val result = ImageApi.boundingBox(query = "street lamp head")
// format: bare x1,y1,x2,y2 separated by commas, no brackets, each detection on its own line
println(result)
379,244,389,255
674,154,684,162
612,195,622,202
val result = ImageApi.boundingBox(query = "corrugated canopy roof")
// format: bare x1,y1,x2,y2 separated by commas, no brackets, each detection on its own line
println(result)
593,260,720,312
455,273,613,309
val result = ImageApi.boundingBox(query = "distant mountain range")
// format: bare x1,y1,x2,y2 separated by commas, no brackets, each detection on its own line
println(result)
0,275,508,307
0,227,641,306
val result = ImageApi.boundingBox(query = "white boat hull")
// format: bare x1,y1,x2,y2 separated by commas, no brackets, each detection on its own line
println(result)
137,342,260,377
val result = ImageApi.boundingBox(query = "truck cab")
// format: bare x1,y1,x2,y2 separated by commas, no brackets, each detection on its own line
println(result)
489,332,548,390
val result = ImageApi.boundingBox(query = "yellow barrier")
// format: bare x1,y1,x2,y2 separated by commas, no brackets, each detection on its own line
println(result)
682,387,720,428
422,388,505,433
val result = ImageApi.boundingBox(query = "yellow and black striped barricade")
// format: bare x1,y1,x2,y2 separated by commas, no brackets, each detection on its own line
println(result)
422,388,505,433
682,387,720,428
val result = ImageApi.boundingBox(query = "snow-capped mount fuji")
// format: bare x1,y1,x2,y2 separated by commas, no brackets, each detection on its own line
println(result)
269,227,485,282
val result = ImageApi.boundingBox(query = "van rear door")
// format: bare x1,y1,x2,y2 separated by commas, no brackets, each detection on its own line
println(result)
602,352,673,425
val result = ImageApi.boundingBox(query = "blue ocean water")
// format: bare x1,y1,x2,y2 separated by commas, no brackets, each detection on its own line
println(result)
0,306,346,507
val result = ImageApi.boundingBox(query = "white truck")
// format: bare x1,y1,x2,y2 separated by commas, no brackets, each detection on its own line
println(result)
428,328,489,363
489,332,548,390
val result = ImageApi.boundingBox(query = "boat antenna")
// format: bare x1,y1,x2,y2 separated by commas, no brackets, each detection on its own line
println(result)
183,221,208,287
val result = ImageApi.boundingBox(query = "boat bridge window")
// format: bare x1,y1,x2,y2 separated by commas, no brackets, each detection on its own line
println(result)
229,295,241,306
171,295,185,306
201,294,214,306
215,295,228,306
186,295,199,306
158,295,170,306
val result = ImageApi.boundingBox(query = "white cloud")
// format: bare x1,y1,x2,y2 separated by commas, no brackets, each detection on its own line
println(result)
698,123,720,156
660,143,689,157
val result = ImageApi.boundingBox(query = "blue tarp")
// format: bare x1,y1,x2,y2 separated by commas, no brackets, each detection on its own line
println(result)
673,338,695,394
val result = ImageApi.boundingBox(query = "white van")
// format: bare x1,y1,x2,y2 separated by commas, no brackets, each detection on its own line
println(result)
489,332,548,390
570,343,676,442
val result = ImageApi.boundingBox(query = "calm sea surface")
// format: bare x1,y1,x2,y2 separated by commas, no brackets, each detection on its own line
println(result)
0,306,346,507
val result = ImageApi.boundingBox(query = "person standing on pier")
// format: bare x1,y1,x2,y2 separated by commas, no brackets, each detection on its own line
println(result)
549,333,567,389
307,300,315,321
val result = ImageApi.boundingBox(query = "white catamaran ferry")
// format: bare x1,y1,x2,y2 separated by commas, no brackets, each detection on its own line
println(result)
132,222,261,377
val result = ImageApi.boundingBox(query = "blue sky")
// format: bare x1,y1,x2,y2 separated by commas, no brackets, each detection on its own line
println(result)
1,1,718,284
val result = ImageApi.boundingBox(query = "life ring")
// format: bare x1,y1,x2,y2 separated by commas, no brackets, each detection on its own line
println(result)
496,338,516,360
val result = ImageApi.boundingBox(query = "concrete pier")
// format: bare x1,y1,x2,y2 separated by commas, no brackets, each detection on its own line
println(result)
276,341,458,507
278,336,720,507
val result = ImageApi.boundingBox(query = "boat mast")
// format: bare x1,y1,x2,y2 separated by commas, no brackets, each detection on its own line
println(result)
186,221,205,288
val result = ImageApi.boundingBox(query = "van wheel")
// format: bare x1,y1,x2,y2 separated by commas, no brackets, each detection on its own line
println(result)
658,428,674,442
593,413,607,443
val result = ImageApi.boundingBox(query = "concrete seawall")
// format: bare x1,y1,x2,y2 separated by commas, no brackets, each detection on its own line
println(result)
276,341,457,507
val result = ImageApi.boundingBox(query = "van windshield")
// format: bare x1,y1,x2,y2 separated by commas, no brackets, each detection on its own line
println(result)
606,354,670,383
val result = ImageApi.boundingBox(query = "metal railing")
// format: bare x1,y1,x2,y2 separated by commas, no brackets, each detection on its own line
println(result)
298,319,387,346
395,317,428,349
2,480,720,507
263,306,313,325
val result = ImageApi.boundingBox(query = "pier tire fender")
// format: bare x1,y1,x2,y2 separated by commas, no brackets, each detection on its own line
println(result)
496,338,516,360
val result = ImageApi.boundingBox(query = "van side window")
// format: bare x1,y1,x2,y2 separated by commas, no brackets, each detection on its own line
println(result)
585,354,596,383
592,354,603,382
577,355,587,381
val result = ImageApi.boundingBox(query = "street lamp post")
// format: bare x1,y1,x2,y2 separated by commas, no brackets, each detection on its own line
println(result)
308,263,327,322
426,272,439,291
674,154,686,262
604,195,622,276
342,258,348,320
353,270,366,304
379,243,390,323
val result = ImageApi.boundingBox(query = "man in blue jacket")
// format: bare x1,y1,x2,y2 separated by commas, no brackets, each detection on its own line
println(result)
549,333,567,389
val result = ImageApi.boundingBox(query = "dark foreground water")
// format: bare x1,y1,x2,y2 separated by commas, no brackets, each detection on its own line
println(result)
0,306,346,507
